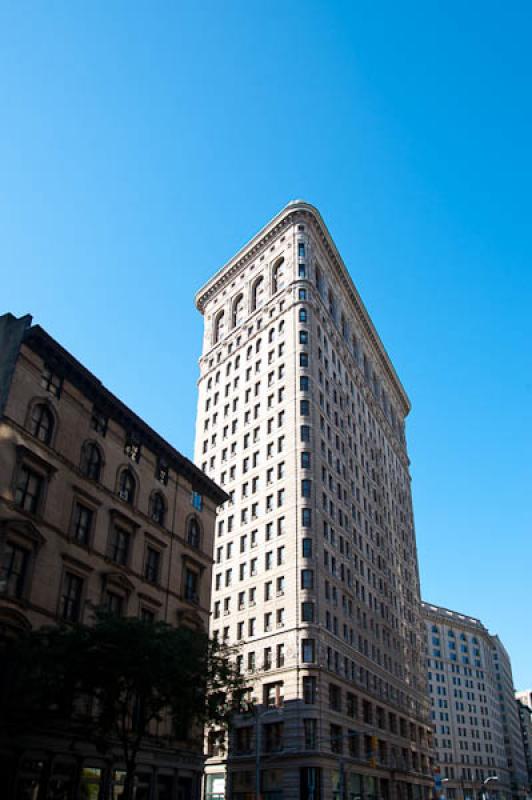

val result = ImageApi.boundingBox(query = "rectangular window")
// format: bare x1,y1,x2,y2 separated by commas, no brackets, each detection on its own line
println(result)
41,365,62,397
185,568,199,602
330,724,343,753
303,676,317,704
302,601,314,622
264,680,283,706
140,607,155,622
72,503,93,545
304,718,317,749
302,508,312,528
300,376,310,391
300,400,310,416
1,542,29,598
301,479,312,498
15,466,44,514
301,569,314,589
105,590,124,617
263,721,284,753
61,572,83,621
329,684,342,711
299,353,309,367
301,451,311,468
302,538,313,558
144,546,160,584
191,491,203,511
108,527,130,565
302,639,315,663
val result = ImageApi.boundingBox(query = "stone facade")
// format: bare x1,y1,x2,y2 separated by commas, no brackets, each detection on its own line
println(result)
0,312,226,800
422,603,528,800
515,700,532,788
194,201,433,800
490,639,529,799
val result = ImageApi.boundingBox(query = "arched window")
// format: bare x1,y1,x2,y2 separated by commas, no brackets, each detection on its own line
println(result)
213,310,226,344
29,403,54,445
81,442,102,481
272,258,286,294
251,276,265,311
328,289,336,320
151,492,165,525
232,294,245,328
187,517,201,548
118,469,136,505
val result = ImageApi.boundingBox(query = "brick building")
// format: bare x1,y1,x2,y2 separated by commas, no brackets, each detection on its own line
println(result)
0,312,226,800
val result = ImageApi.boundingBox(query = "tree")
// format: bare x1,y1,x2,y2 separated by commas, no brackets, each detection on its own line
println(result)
0,615,245,800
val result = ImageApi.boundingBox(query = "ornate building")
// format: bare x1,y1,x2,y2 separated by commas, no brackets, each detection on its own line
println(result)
194,201,433,800
422,602,528,800
0,312,226,800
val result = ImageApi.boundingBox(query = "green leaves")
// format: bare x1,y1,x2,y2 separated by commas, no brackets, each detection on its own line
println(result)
1,614,244,746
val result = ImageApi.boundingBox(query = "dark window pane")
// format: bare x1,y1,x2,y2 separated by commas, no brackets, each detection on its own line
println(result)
144,547,160,584
41,366,62,397
82,443,102,481
73,503,93,545
187,518,201,548
105,591,123,616
30,404,53,444
185,569,199,603
191,492,203,511
109,527,130,565
118,471,135,504
15,466,43,514
151,493,165,525
61,572,83,621
0,542,29,598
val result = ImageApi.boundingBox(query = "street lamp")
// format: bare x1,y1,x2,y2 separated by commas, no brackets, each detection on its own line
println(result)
482,775,499,800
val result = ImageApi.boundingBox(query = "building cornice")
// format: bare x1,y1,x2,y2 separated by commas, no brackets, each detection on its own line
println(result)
195,200,411,415
421,600,490,636
20,322,228,506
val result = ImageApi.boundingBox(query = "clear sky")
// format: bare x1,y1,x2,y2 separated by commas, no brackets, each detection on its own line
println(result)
1,2,531,686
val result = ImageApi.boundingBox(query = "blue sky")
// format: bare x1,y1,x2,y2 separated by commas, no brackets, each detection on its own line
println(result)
1,2,531,686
